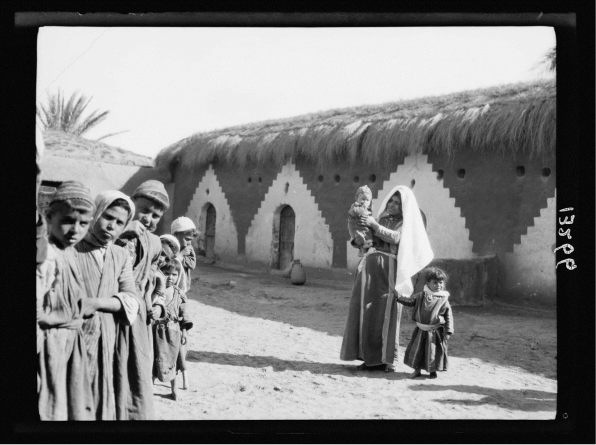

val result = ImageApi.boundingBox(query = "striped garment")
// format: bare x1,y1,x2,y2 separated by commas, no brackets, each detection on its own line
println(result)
340,217,403,366
397,291,454,372
37,243,95,420
75,238,140,420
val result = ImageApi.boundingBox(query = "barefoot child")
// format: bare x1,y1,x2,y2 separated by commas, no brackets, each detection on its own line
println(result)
150,234,181,387
37,181,96,420
171,216,199,293
348,185,375,256
74,191,143,419
152,259,193,399
396,267,454,379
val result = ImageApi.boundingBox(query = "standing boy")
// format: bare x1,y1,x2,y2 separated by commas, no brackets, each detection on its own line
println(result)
114,179,169,420
37,181,96,420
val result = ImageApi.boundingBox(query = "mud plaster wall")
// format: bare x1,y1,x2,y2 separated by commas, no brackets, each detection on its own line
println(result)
185,165,238,261
245,162,334,268
41,155,150,200
169,148,555,304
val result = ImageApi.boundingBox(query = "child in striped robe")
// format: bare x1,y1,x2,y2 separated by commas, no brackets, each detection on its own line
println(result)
396,267,454,379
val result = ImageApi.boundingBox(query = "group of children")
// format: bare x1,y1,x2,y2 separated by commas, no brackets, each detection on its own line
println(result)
348,185,455,379
36,129,200,420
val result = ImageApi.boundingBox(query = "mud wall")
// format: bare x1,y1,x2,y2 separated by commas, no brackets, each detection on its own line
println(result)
169,148,556,306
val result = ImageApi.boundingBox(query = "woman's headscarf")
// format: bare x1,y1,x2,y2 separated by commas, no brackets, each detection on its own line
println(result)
377,185,434,296
85,191,136,246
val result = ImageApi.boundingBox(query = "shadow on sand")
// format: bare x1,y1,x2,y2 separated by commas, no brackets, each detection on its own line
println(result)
186,349,411,381
409,383,556,412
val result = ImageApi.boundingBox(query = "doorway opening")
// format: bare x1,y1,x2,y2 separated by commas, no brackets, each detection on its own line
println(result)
271,205,295,270
204,203,216,260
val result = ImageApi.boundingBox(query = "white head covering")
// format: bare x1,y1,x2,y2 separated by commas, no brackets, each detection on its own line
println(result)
159,234,180,255
171,216,197,234
377,185,434,296
86,191,136,246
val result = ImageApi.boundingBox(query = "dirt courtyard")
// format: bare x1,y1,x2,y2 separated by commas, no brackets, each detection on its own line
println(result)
152,261,557,420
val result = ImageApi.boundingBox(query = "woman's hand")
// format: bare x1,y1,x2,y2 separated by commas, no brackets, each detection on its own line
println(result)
358,215,377,229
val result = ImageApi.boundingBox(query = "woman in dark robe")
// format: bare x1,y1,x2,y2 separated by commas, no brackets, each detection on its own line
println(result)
340,185,434,373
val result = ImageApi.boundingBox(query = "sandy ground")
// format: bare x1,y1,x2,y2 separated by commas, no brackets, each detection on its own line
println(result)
152,262,557,420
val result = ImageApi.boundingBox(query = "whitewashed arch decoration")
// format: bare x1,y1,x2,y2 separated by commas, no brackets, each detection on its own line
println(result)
185,164,238,260
245,162,333,268
502,190,556,296
371,153,475,260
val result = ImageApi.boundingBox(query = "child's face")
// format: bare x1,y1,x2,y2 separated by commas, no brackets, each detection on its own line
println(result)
49,208,93,248
427,279,445,292
357,194,371,208
94,205,129,244
157,244,174,268
133,197,164,233
175,233,194,249
164,269,179,288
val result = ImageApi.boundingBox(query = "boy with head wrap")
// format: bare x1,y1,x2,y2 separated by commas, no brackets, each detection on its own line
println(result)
348,185,375,257
171,216,199,293
37,181,97,420
74,191,149,420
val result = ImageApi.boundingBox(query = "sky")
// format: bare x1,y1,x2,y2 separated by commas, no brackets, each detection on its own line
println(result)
37,27,555,159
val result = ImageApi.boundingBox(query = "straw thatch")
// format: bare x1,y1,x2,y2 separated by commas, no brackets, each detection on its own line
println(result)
155,79,555,172
43,130,154,167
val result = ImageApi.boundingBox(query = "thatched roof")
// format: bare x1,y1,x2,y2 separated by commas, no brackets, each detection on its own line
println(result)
155,79,556,172
43,130,154,167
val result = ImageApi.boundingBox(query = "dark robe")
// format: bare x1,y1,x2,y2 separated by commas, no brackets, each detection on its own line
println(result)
340,217,403,366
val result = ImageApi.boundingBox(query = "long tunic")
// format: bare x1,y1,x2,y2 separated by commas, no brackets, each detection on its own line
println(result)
115,230,161,420
152,286,192,381
37,243,95,420
340,217,403,366
397,291,454,372
74,239,141,420
178,247,196,293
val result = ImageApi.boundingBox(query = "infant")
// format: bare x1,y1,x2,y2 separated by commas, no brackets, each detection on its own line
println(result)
348,185,375,257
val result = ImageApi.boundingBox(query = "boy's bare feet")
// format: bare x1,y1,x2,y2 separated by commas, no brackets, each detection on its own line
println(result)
384,364,395,373
410,369,422,379
429,371,437,379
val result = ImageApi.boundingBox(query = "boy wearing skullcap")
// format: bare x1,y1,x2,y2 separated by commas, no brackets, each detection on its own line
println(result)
171,216,200,293
348,185,375,256
114,180,169,419
37,181,96,420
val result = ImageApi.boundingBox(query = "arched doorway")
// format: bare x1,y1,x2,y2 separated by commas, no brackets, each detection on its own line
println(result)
278,205,295,270
205,204,216,260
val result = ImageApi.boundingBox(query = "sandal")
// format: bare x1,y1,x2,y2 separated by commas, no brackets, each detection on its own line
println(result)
356,363,369,371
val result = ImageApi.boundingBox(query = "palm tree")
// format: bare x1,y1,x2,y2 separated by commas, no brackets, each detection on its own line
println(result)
36,90,128,141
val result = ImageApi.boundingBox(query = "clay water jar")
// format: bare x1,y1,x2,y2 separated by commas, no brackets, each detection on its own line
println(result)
290,259,306,285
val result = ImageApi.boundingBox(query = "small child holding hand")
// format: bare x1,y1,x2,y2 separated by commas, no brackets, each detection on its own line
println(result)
396,267,454,379
348,185,375,257
152,258,193,400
